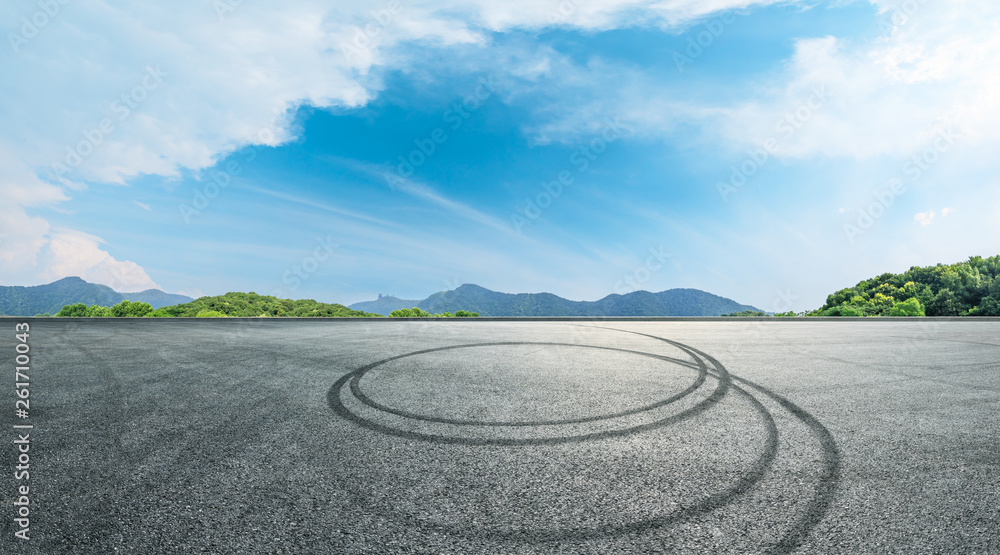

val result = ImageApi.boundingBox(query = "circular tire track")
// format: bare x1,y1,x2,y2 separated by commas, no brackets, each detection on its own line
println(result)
328,330,841,554
346,341,707,427
594,326,842,554
329,341,725,445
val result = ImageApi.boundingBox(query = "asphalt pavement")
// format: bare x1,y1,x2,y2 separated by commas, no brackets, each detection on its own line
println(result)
1,318,998,554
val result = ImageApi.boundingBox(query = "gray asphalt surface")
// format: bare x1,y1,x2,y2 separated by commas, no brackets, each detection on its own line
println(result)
2,318,998,554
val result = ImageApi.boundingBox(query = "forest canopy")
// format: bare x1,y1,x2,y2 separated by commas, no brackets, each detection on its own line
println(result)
811,255,1000,317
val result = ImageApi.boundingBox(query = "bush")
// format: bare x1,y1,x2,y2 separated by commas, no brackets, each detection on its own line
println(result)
195,310,227,318
56,303,89,317
84,305,113,317
969,296,1000,316
817,305,864,316
110,300,154,317
389,307,432,318
889,297,925,317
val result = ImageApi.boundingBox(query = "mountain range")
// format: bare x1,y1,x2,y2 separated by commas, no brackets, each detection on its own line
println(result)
349,284,762,317
0,277,193,316
0,278,762,317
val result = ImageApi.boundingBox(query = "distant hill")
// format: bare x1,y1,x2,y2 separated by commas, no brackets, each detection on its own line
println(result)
121,288,193,308
348,295,423,317
152,292,379,317
353,284,762,317
0,277,193,316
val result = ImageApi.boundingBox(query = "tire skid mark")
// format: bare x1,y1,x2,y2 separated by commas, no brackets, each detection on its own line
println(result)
327,327,841,552
334,349,778,543
591,324,841,554
330,341,724,446
349,342,706,427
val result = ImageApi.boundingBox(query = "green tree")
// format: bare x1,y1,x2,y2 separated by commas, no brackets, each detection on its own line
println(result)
56,303,90,317
84,305,113,317
148,292,380,318
814,254,1000,317
926,289,963,316
389,307,432,318
149,306,186,317
868,292,896,315
969,297,1000,316
889,297,925,316
110,300,153,317
195,310,226,318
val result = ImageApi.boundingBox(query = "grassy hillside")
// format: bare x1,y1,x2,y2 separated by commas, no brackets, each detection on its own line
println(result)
149,292,381,317
812,255,1000,316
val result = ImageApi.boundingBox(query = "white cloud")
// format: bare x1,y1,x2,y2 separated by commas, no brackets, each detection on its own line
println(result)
0,0,790,289
717,0,1000,158
914,207,953,227
3,0,780,185
40,230,161,292
523,0,1000,162
4,0,992,305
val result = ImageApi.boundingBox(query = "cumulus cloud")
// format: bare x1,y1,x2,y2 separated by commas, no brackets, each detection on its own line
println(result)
717,0,1000,158
40,231,160,292
0,0,787,289
4,0,993,294
527,0,1000,161
914,207,953,227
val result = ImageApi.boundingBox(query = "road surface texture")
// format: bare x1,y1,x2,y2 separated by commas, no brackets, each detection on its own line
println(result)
2,318,998,554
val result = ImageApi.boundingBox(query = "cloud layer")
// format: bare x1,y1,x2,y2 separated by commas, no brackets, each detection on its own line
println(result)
0,0,784,290
1,0,996,303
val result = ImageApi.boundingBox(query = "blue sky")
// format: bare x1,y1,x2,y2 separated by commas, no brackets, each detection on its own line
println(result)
2,0,999,311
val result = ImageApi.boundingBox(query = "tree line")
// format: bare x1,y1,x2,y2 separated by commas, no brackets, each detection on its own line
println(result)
388,307,479,318
54,292,479,318
809,255,1000,316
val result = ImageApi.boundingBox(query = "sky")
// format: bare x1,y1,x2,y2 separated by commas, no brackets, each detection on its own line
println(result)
1,0,998,312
